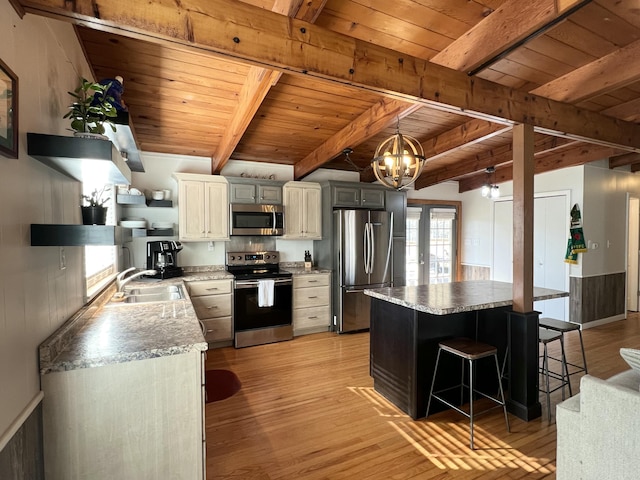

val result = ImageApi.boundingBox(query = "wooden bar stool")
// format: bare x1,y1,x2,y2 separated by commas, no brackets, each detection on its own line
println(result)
539,327,571,424
539,317,588,392
426,337,510,449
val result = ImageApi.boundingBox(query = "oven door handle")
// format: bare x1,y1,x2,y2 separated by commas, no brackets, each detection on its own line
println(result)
234,278,293,289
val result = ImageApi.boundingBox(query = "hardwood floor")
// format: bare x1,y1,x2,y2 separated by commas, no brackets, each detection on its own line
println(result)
204,313,640,479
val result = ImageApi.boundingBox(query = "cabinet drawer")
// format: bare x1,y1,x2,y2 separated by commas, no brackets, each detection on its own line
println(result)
295,274,330,289
187,280,232,297
294,306,330,331
202,316,232,342
294,286,330,309
191,294,232,319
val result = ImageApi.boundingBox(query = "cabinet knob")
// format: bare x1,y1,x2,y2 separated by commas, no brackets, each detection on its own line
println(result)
207,305,218,309
308,296,318,299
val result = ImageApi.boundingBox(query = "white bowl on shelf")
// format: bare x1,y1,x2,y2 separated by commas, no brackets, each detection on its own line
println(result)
120,220,147,229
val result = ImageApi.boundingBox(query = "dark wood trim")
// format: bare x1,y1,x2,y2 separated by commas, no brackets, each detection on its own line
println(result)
8,0,25,18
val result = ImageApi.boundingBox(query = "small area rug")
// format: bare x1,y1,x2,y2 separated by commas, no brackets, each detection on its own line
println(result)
205,369,242,403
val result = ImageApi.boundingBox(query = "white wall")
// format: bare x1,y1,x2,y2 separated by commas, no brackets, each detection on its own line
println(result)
407,167,586,272
0,3,91,446
582,162,640,277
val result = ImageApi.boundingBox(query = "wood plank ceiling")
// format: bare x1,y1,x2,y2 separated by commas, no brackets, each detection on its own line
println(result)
17,0,640,191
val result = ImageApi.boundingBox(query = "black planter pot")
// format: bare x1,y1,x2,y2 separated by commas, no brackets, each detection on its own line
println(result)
81,206,108,225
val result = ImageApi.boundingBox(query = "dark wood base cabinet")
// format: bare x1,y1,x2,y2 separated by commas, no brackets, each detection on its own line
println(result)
370,298,539,421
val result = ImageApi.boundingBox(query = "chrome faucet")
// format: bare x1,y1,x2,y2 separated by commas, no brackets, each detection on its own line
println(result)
116,267,157,292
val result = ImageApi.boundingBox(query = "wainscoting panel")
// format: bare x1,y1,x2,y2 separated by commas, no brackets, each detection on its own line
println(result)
460,264,490,281
0,404,44,480
570,273,626,325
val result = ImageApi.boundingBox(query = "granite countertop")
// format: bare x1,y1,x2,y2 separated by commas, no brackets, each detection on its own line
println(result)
39,278,207,375
364,280,568,315
39,264,331,375
282,267,332,275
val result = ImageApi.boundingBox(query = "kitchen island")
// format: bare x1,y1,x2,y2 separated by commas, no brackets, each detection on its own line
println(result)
364,281,568,421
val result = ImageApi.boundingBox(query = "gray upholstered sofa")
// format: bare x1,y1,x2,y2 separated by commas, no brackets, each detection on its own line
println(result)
556,349,640,480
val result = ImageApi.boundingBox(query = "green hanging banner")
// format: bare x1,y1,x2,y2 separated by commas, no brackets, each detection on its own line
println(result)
564,203,587,264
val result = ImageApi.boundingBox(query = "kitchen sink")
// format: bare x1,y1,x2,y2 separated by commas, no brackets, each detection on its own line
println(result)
123,291,184,303
110,284,185,304
125,285,182,296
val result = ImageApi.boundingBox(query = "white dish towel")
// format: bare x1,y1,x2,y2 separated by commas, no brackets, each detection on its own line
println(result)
258,279,275,307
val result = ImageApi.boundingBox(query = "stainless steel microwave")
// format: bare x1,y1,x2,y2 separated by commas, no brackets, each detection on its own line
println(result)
230,204,284,236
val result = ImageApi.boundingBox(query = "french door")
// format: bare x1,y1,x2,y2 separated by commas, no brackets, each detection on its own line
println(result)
406,204,458,286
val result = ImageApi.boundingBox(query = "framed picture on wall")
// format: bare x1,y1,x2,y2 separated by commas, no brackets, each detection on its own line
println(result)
0,57,18,159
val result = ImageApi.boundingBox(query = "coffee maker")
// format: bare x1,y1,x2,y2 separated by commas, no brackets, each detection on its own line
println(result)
146,240,184,279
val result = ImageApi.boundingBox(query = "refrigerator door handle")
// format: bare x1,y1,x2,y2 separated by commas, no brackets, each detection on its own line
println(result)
367,222,372,274
363,222,369,274
369,220,375,274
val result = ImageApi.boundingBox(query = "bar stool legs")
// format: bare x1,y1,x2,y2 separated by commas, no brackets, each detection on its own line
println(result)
426,338,510,449
539,317,588,392
539,328,571,424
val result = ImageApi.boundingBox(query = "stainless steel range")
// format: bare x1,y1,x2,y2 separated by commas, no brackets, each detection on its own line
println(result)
226,251,293,348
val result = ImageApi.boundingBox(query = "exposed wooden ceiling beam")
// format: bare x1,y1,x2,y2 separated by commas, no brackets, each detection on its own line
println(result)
531,38,640,103
602,98,640,123
422,120,512,160
430,0,591,74
211,68,281,173
415,135,576,189
19,0,640,153
294,98,420,179
609,152,640,169
631,163,640,173
211,0,327,174
458,142,624,193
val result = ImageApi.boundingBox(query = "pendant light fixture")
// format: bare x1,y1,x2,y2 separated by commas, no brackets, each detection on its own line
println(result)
371,119,426,190
481,166,500,199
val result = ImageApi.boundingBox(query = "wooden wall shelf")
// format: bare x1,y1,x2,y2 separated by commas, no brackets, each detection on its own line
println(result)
31,224,132,246
27,133,132,185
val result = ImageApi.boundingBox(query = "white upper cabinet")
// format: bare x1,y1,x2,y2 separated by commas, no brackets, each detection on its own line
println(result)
283,181,322,240
174,173,229,241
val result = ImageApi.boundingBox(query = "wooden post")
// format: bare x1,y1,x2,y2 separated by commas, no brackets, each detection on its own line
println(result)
507,123,541,421
512,123,535,312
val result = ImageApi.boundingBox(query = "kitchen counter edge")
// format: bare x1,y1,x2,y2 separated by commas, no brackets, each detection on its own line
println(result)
364,280,568,315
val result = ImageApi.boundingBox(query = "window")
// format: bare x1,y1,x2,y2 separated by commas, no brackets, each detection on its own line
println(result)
84,184,117,296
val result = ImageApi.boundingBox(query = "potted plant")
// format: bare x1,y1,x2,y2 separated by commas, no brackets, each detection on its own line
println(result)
81,185,110,225
63,78,118,137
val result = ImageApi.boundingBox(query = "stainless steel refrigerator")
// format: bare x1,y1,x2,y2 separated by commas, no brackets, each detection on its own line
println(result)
334,210,393,332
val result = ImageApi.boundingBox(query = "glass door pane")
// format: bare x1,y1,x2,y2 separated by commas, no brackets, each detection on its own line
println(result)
406,205,457,285
429,208,455,284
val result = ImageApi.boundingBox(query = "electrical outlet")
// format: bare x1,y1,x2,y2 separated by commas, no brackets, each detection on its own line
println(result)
207,241,215,251
59,247,66,270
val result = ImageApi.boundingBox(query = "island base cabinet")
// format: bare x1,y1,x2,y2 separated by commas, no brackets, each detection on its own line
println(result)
41,351,204,480
370,298,510,420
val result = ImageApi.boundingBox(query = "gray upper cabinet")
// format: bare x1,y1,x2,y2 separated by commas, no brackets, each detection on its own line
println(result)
229,180,283,204
385,190,407,237
258,185,282,204
332,185,385,209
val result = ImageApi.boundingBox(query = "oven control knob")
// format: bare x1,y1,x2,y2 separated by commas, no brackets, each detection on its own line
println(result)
230,256,235,261
265,255,270,259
